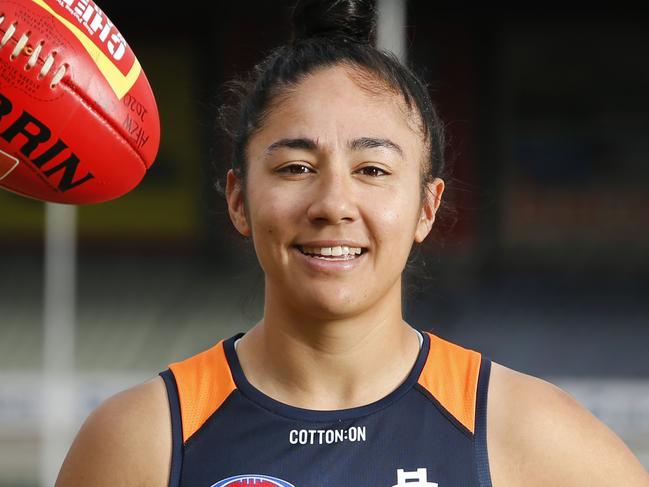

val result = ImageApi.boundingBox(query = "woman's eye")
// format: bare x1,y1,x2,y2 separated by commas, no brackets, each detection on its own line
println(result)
276,164,388,177
277,163,312,175
358,166,388,177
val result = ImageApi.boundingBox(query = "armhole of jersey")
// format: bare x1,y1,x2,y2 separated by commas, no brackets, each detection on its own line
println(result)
474,357,493,487
160,369,183,487
418,332,482,436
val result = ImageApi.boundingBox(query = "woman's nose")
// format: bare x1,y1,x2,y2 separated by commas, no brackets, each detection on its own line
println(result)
305,166,359,225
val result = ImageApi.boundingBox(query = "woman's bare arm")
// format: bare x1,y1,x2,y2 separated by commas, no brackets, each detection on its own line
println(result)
488,362,649,487
55,376,171,487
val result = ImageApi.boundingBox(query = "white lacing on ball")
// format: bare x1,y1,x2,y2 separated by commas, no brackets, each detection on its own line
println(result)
26,41,43,69
0,21,16,48
39,52,54,76
0,15,68,88
11,31,29,60
50,63,67,87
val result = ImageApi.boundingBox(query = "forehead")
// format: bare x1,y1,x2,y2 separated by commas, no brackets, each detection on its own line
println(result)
251,65,424,155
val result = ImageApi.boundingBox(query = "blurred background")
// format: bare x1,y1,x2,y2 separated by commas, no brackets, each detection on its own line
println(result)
1,1,648,485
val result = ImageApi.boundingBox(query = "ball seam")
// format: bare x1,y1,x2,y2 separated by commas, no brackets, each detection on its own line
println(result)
60,77,149,171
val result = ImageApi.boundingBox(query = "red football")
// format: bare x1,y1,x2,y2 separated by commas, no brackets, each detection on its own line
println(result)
0,0,159,204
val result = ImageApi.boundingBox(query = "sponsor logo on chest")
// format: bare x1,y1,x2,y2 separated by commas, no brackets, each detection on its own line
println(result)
391,468,438,487
288,425,367,445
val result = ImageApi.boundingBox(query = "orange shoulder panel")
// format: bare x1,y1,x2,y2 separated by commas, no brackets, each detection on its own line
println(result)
417,332,482,434
168,340,236,443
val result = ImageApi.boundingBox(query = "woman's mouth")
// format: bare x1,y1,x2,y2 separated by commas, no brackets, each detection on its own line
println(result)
297,245,365,260
293,245,367,270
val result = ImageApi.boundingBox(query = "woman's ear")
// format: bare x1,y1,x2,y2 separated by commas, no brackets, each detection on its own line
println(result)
225,169,251,237
414,177,445,244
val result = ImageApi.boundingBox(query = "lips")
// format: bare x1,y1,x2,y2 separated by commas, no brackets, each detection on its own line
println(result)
298,245,364,257
292,245,365,271
297,248,360,260
294,240,368,249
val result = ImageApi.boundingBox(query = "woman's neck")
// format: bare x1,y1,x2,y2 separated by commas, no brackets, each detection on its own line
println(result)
233,327,422,352
235,287,422,410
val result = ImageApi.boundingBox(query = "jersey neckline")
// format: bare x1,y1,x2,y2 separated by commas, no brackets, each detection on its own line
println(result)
222,329,431,422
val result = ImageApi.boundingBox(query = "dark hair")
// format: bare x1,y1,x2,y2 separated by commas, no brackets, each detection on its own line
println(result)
216,0,451,301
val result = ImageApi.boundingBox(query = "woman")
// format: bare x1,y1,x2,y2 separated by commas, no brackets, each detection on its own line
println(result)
56,1,649,486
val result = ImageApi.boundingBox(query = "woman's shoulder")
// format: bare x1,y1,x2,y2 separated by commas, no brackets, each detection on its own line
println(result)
55,375,171,487
487,361,649,486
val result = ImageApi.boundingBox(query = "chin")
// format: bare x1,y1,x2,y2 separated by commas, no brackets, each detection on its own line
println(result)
297,289,371,320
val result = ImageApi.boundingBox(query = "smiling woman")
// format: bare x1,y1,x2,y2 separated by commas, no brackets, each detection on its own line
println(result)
225,63,444,324
54,1,649,486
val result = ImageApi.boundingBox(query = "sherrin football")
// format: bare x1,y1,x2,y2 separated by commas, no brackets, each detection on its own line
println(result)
0,0,159,204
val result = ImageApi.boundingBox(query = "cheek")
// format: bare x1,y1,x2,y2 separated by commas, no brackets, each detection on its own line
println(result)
248,188,304,243
367,187,420,242
249,202,285,272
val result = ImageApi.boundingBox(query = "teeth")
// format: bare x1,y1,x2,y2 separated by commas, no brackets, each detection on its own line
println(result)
301,246,363,256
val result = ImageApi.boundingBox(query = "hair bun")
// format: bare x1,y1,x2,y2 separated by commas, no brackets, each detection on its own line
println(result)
291,0,377,46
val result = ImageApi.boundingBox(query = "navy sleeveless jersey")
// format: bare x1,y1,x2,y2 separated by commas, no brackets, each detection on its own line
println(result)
159,331,493,487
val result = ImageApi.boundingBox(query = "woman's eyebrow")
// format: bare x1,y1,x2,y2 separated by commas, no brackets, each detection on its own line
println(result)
265,138,317,154
265,137,403,157
349,137,403,157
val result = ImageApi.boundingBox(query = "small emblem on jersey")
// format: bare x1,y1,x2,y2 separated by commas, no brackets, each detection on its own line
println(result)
391,468,438,487
211,474,295,487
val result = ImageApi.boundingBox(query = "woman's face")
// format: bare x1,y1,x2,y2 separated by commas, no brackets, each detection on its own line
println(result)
226,65,444,319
